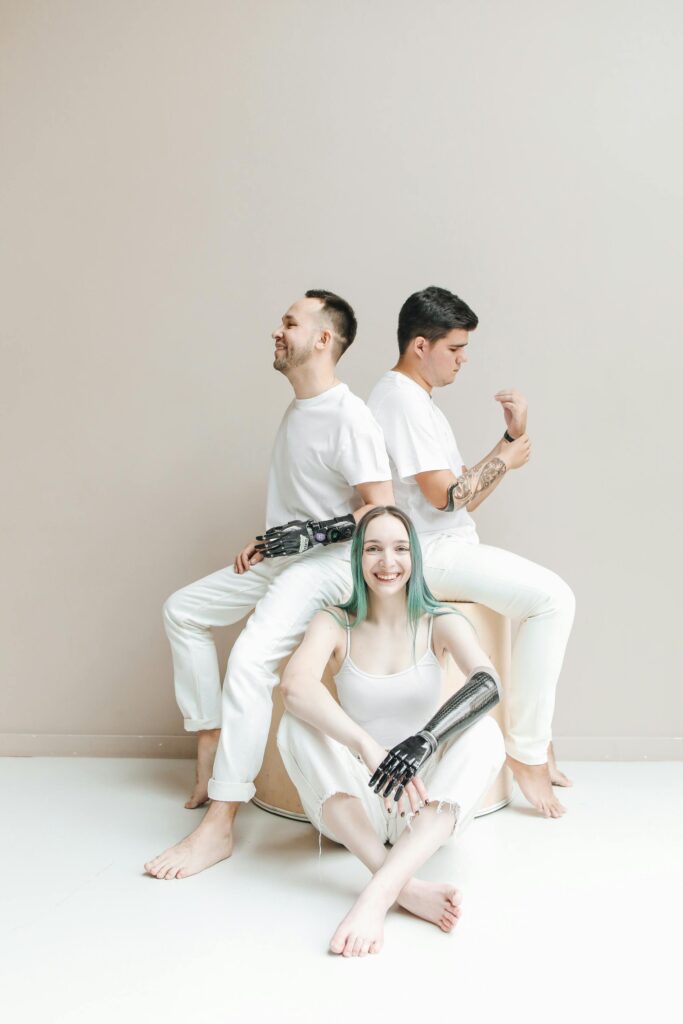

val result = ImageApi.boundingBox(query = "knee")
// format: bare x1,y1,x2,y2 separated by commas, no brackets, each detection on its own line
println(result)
477,716,506,771
538,571,576,622
162,589,186,628
550,574,576,621
276,711,305,757
276,711,292,754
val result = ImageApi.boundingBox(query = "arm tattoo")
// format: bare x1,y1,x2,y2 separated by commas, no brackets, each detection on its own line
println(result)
441,457,506,512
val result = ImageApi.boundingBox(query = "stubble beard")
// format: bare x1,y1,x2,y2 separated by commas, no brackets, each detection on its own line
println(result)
273,341,315,374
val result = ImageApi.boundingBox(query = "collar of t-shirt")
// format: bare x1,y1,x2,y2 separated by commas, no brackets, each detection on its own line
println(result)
388,369,434,402
293,381,348,409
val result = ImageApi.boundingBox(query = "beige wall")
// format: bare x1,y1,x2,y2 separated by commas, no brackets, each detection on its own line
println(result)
2,0,681,757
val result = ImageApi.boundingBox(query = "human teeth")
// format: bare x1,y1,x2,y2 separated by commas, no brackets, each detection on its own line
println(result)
376,573,399,580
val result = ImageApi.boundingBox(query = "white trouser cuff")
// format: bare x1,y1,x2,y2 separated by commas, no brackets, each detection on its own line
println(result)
184,717,221,732
504,738,549,765
207,778,255,803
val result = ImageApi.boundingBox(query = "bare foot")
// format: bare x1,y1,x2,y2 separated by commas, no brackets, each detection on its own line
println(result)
398,879,462,933
506,755,566,818
329,887,389,957
185,728,220,809
547,741,573,787
144,802,238,879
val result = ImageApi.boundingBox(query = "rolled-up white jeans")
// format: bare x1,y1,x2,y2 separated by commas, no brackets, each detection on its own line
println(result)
421,533,576,765
163,546,352,802
278,712,506,845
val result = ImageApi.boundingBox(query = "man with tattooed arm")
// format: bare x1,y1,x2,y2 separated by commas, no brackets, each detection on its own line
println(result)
368,287,575,817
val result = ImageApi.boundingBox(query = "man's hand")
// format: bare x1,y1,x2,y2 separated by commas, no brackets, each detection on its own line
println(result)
495,388,528,438
499,432,531,471
255,520,312,557
233,539,265,575
255,514,356,557
360,736,428,817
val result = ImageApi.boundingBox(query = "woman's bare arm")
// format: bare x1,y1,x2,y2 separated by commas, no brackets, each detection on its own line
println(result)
432,611,494,677
280,610,376,757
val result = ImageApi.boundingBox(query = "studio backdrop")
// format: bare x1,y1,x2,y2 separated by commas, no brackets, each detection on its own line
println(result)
1,0,681,758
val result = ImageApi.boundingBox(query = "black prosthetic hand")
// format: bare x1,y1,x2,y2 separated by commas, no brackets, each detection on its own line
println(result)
368,668,501,801
255,514,356,557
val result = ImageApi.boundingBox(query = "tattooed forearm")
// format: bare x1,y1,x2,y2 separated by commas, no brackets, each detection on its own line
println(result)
441,457,507,512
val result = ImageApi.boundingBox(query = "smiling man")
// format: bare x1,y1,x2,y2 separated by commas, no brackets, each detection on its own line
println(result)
145,290,393,879
367,286,576,818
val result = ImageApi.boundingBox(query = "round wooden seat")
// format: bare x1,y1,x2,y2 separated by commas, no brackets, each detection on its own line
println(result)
254,603,512,821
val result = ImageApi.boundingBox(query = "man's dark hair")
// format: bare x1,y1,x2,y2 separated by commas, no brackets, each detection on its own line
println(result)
306,289,357,360
397,286,478,355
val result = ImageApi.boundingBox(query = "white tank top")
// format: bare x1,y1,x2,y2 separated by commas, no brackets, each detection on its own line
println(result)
333,612,443,749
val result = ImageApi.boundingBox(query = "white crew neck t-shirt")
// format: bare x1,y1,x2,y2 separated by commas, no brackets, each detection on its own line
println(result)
265,382,391,556
367,370,479,543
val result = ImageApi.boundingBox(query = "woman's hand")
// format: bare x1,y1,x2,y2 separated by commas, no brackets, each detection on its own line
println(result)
359,737,429,818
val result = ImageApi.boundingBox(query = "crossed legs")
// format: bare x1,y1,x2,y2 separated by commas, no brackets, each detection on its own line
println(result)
323,794,461,956
278,714,504,954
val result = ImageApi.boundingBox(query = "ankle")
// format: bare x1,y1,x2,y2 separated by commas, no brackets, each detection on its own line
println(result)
198,728,221,741
204,800,239,829
365,873,401,911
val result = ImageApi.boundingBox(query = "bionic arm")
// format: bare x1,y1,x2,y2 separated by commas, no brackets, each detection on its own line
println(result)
368,668,501,800
255,514,356,557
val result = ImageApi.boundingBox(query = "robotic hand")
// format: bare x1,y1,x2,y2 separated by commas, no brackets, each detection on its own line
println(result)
368,667,501,801
255,514,356,557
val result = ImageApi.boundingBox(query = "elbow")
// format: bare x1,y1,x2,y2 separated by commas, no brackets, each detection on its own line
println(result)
279,673,299,711
280,671,311,714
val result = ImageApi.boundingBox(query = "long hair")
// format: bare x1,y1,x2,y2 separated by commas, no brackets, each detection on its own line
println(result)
328,506,471,656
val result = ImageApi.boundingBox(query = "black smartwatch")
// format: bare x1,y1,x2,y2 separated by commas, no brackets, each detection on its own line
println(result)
503,430,516,443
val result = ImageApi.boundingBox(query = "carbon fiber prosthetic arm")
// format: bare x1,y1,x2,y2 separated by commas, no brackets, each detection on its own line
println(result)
368,668,502,801
255,515,356,557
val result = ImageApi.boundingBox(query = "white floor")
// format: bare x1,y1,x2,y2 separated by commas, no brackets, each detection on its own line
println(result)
1,759,681,1024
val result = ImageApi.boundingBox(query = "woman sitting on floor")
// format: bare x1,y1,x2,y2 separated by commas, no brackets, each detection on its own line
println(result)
277,505,505,957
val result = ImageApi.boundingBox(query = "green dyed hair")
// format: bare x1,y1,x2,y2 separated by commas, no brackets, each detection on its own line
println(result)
327,506,471,656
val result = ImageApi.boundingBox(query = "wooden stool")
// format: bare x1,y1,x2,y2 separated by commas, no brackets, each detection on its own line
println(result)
253,603,512,821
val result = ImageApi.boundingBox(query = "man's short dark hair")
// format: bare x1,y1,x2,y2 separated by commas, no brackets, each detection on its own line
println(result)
397,286,478,355
306,289,357,360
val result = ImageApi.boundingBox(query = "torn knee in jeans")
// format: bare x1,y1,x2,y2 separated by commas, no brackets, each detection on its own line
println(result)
405,799,460,835
317,790,357,857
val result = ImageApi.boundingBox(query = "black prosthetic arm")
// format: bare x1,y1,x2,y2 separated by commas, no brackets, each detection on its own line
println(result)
255,514,356,557
368,668,501,801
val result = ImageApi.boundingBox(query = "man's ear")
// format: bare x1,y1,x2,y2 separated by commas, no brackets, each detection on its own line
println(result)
413,336,428,359
317,329,333,350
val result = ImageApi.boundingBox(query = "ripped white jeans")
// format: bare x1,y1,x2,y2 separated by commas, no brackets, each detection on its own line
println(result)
277,713,505,846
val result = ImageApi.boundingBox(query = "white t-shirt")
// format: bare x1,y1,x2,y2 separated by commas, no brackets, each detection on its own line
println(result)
265,382,391,557
367,370,479,543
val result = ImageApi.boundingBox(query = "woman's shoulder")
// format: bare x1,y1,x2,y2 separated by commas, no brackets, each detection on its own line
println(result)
431,607,474,640
311,606,350,634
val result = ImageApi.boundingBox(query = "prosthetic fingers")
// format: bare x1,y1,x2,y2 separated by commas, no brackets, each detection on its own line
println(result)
368,668,501,801
255,514,356,557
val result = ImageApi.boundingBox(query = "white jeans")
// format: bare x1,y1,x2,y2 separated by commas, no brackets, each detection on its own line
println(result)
421,534,576,764
277,713,506,844
163,547,352,802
